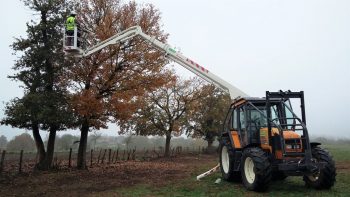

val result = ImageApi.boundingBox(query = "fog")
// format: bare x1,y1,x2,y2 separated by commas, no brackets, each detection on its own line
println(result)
1,0,349,139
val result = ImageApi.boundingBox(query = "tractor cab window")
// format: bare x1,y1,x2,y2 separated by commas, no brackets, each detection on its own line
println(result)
283,99,296,130
223,108,233,133
239,107,247,144
239,108,246,130
271,105,280,125
232,109,238,130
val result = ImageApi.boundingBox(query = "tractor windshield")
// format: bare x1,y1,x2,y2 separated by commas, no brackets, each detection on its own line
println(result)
246,104,280,128
247,105,280,128
248,106,268,127
244,104,280,144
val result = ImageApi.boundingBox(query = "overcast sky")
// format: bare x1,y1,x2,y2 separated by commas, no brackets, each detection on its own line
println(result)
1,0,350,140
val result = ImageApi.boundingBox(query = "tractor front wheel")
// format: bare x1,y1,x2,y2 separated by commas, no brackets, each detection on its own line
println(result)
303,147,336,189
219,141,241,182
241,147,271,191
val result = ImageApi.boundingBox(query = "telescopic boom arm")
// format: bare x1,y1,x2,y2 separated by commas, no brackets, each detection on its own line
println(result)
76,26,248,99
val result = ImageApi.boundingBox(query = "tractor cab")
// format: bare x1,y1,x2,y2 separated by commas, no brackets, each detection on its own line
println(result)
63,26,84,58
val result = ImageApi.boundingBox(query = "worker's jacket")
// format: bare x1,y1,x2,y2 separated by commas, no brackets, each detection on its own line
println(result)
66,16,76,31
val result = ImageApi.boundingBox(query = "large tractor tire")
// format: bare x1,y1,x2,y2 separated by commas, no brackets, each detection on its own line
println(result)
219,140,241,182
241,147,272,191
303,147,336,189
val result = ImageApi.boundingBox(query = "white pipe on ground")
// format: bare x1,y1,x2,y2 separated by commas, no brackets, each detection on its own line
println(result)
196,163,220,180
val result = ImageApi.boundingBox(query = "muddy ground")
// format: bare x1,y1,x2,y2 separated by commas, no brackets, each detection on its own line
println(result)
0,154,217,196
1,153,349,197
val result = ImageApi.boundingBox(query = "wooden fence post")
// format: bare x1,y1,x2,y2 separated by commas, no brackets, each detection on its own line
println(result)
0,150,6,173
171,148,175,157
68,148,72,168
97,149,102,164
19,150,23,173
111,151,115,164
127,149,130,160
115,149,119,163
143,149,148,161
132,148,136,160
101,149,107,164
108,149,111,164
54,154,58,168
90,149,93,167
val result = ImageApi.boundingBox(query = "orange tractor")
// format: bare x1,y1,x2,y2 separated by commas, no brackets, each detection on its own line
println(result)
219,91,336,191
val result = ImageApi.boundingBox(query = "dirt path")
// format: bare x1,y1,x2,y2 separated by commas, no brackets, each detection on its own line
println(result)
0,154,217,196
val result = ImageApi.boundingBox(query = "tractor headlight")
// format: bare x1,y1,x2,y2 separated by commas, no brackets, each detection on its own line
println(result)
285,139,302,151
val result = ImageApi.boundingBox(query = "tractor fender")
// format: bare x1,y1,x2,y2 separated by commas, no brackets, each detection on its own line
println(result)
310,142,321,148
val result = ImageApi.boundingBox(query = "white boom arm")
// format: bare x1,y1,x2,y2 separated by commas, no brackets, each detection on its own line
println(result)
81,26,248,99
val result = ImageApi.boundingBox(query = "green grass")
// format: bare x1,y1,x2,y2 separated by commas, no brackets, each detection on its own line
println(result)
116,173,350,197
114,144,350,197
322,144,350,162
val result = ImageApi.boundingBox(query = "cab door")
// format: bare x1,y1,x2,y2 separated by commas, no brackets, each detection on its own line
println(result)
230,108,241,149
237,105,247,147
223,107,241,149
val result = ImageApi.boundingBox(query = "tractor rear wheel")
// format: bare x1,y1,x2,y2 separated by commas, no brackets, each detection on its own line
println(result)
219,141,241,182
303,147,336,189
241,147,271,191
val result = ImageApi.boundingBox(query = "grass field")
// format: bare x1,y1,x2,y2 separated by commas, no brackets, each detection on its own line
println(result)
114,144,350,197
0,144,349,196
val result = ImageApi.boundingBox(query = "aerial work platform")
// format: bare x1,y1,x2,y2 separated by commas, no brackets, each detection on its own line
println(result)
63,25,247,99
63,26,83,58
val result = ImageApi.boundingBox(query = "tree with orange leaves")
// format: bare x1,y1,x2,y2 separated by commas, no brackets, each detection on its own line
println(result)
64,0,169,169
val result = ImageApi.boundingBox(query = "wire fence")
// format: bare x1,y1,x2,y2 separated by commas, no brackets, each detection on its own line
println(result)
0,146,212,175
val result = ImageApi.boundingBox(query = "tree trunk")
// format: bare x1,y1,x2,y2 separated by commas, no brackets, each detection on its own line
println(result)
44,125,57,169
207,139,213,148
32,123,46,170
206,138,216,154
164,132,171,157
77,119,89,169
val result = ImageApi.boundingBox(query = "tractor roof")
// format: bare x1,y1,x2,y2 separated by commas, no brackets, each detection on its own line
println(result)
231,97,283,107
